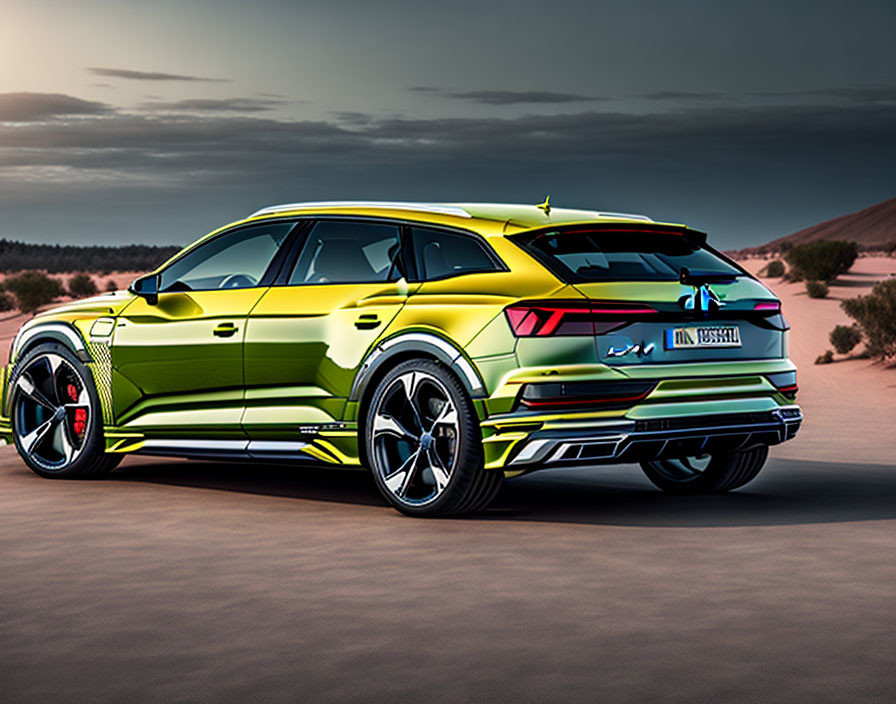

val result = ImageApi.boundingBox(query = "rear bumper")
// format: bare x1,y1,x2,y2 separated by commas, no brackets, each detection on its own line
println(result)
504,405,801,470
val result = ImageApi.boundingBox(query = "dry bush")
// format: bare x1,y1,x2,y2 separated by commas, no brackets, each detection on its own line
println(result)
829,325,862,355
3,271,65,314
786,240,858,282
805,281,829,298
841,279,896,359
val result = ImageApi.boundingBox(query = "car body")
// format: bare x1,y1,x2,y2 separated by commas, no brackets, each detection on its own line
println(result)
0,201,802,514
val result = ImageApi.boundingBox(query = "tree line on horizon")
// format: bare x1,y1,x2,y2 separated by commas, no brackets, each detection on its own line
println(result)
0,239,180,274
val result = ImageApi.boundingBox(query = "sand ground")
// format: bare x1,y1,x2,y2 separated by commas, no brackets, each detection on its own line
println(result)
1,452,895,703
739,256,896,465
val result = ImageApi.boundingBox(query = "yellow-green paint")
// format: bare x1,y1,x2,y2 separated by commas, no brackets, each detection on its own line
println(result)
0,202,799,467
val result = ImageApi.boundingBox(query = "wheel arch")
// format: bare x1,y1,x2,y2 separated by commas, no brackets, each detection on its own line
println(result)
351,332,486,467
11,323,91,366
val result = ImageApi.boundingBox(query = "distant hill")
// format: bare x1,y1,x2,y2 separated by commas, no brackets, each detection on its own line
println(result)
0,239,180,273
736,197,896,255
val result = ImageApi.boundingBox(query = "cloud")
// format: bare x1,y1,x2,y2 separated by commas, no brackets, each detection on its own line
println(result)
409,87,604,104
142,97,288,113
0,91,893,249
640,91,724,101
752,86,896,104
2,95,893,179
0,92,112,121
87,67,230,82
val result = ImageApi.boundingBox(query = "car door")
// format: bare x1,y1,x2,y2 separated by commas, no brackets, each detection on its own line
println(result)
111,221,295,435
243,219,414,439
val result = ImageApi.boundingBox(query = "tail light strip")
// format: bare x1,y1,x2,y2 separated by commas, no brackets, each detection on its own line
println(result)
505,301,657,337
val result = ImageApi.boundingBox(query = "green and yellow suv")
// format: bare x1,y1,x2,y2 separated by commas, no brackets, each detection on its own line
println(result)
0,201,801,515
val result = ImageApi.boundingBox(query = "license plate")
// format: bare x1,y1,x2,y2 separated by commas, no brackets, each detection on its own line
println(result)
666,325,741,349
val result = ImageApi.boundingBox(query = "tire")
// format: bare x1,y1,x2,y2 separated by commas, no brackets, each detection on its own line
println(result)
365,359,500,516
640,445,769,495
10,342,120,479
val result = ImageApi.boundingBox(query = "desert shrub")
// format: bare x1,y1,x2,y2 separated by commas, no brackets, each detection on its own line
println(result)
0,290,15,312
814,350,834,365
105,279,118,291
3,271,65,313
67,273,98,298
763,259,786,278
884,241,896,256
805,281,829,298
786,240,858,282
841,279,896,359
829,325,862,355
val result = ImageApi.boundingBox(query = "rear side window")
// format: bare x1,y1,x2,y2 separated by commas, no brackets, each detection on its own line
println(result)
411,227,502,281
515,228,742,282
288,220,402,285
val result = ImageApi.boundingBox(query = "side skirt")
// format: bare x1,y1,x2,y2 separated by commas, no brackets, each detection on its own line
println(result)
135,439,343,464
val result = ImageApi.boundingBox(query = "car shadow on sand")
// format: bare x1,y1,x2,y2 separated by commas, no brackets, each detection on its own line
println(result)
111,456,896,528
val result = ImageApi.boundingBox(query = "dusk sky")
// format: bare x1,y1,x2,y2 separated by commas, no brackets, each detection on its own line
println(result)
1,0,894,248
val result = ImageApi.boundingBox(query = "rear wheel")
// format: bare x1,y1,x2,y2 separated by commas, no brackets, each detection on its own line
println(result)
10,342,120,479
365,359,501,516
640,445,768,494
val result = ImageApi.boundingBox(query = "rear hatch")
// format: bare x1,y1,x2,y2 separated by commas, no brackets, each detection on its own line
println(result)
509,223,788,366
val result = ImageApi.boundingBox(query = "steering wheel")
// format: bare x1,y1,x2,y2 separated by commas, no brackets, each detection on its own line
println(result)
220,273,257,289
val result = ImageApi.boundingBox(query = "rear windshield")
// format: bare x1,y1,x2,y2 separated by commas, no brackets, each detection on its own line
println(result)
515,228,742,282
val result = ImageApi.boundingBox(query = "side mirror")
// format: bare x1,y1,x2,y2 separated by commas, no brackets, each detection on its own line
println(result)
129,273,160,305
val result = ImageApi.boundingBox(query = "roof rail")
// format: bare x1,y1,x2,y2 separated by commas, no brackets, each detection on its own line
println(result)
249,200,472,219
592,211,653,222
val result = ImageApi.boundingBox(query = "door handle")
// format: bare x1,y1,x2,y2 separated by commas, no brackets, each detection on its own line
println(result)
213,322,239,337
355,314,381,330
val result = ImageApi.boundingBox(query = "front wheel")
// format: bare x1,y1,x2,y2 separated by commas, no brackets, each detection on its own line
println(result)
640,445,769,494
10,342,121,479
365,359,501,516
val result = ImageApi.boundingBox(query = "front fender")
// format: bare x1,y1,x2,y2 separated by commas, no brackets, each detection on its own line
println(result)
10,321,91,365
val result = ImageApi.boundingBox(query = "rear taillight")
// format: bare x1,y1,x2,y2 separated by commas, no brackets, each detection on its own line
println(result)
767,371,798,399
505,300,657,337
753,301,781,312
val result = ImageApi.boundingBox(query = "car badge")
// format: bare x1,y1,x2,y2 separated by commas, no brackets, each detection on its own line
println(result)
679,284,723,314
606,342,655,358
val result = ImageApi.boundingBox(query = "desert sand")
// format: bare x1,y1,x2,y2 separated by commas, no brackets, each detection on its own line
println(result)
739,256,896,465
1,261,894,464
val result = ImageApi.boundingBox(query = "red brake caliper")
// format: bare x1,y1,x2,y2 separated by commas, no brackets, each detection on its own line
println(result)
73,409,87,437
67,383,87,438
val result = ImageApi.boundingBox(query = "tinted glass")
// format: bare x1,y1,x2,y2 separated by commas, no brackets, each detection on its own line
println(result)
288,221,401,285
160,223,292,292
412,227,500,280
521,229,741,282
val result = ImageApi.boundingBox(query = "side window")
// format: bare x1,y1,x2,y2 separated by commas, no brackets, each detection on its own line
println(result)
160,223,293,292
411,227,501,281
288,221,402,285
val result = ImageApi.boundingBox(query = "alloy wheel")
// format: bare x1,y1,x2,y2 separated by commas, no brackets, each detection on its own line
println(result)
371,371,460,506
13,352,92,470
